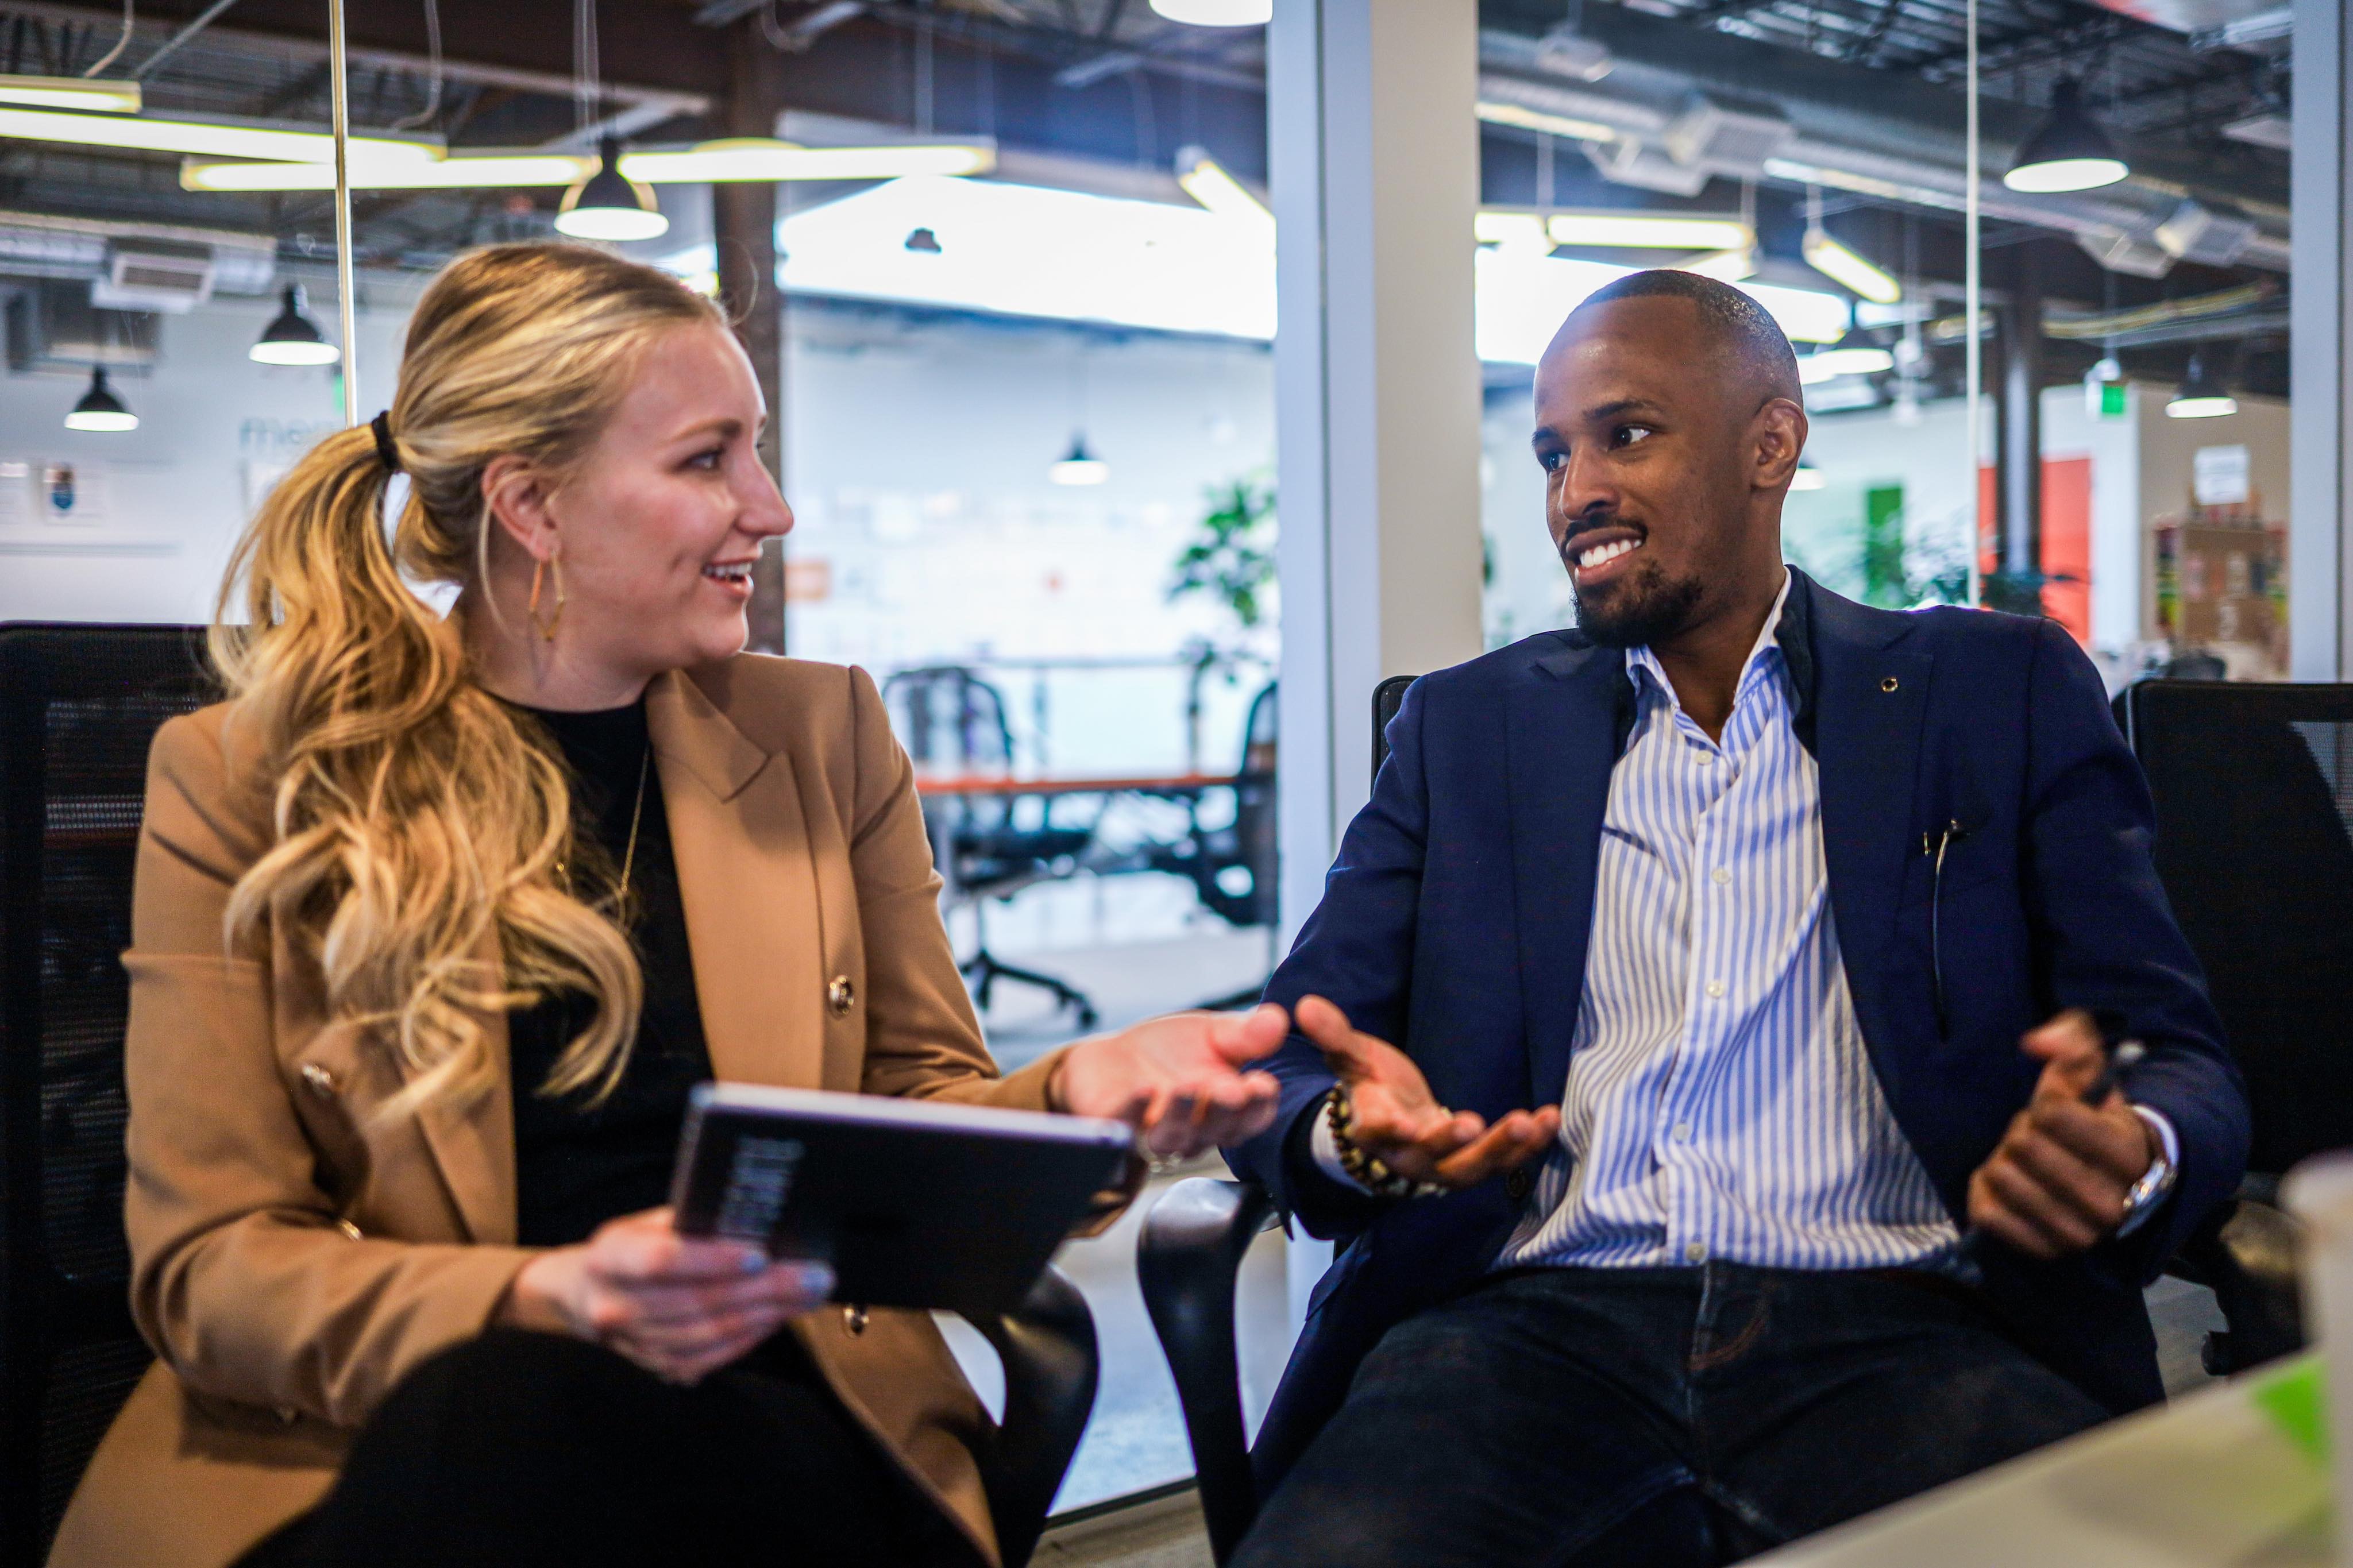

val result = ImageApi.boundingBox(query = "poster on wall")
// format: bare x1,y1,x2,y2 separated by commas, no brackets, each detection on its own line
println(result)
0,461,30,525
41,462,107,524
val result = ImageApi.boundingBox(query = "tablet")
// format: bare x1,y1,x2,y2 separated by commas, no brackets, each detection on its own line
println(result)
669,1083,1136,1318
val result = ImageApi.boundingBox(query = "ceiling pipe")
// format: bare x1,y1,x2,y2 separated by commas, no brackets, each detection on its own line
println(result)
1476,13,2289,273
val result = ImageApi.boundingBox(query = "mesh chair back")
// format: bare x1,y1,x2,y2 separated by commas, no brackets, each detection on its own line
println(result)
880,666,1019,835
0,624,216,1565
2119,679,2353,1177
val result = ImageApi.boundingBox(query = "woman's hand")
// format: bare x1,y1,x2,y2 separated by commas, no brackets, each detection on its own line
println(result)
1053,1003,1289,1160
1298,995,1560,1191
499,1207,834,1385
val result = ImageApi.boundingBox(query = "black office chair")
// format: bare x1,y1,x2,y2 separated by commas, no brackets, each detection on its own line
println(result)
882,667,1100,1029
0,624,214,1567
0,627,1100,1568
1140,673,2324,1566
2113,677,2353,1375
1148,681,1278,1011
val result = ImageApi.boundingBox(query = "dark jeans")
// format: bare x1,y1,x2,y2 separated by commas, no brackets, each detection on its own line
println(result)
238,1328,982,1568
1233,1263,2109,1568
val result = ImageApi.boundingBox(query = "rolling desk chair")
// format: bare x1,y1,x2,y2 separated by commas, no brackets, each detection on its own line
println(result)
1140,672,2318,1567
881,666,1100,1029
0,628,1101,1568
1149,681,1278,1011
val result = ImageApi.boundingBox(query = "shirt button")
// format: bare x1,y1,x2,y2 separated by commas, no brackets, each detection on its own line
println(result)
1711,867,1730,886
1695,753,1715,766
1684,1241,1707,1264
827,976,856,1017
1705,979,1726,999
1672,1122,1692,1142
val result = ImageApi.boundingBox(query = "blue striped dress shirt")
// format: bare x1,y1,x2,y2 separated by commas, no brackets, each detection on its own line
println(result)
1495,574,1961,1272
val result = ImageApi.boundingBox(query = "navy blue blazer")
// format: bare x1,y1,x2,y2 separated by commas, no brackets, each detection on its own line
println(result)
1228,570,2247,1487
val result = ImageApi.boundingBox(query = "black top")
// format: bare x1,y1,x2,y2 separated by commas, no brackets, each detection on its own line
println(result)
505,699,713,1248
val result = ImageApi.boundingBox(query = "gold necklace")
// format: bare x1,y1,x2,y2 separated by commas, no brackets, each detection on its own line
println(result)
556,744,651,909
616,743,650,901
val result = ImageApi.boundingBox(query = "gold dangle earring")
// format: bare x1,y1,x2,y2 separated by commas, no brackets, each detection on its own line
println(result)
529,554,565,642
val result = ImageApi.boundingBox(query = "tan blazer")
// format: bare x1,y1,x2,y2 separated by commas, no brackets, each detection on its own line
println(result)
51,654,1121,1568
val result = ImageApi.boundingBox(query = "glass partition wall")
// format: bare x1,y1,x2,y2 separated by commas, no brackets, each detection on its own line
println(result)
0,0,2307,1535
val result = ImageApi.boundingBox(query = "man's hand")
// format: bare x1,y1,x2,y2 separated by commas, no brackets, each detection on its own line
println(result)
500,1207,834,1385
1966,1010,2159,1259
1054,1003,1288,1160
1297,995,1560,1191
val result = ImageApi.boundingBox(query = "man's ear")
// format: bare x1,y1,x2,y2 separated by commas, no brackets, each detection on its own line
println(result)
1753,397,1809,491
482,454,559,563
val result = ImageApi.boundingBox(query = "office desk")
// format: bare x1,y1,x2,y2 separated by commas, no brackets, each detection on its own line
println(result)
1754,1356,2332,1567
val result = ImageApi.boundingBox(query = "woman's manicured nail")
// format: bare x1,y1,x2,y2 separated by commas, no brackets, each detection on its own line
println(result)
799,1262,836,1297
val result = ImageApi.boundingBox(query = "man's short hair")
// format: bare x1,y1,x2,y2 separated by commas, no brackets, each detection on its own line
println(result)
1571,269,1801,404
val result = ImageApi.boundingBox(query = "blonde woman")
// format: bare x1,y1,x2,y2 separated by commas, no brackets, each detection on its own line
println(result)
49,243,1284,1568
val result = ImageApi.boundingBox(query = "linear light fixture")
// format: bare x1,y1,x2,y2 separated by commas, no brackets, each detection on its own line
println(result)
1175,147,1274,240
1475,210,1555,259
0,73,141,113
0,105,437,166
623,138,996,183
1676,247,1758,282
1546,210,1752,252
1799,334,1896,384
183,137,998,193
1475,101,1618,144
1801,226,1902,304
184,153,591,191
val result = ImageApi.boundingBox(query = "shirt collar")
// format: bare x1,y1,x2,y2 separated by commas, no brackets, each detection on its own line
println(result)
1625,566,1794,707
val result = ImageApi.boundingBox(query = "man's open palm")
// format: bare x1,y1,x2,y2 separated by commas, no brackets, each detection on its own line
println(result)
1296,995,1560,1191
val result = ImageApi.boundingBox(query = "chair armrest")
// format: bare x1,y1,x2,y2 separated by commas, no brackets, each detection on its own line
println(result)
964,1264,1098,1568
2165,1193,2305,1377
1137,1177,1280,1566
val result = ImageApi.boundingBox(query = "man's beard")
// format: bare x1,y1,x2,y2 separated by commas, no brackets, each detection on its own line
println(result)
1568,555,1705,648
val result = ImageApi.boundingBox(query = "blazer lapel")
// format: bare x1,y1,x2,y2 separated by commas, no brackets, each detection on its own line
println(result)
1807,584,1934,1051
1507,638,1626,1108
392,930,518,1243
647,670,830,1087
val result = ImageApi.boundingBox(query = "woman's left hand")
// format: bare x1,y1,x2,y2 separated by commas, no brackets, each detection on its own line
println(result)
1052,1004,1289,1161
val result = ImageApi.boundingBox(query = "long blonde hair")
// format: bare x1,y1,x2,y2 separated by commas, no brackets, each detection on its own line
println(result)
213,242,727,1117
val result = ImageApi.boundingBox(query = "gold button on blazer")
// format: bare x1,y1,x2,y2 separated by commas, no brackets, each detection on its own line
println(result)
48,655,1131,1568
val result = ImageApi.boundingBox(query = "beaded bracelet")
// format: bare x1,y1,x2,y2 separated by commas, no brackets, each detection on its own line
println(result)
1325,1090,1446,1201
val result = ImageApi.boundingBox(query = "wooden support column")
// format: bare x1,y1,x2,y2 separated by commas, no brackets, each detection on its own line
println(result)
715,20,788,654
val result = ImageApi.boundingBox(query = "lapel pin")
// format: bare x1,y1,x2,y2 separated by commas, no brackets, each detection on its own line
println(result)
1880,676,1900,693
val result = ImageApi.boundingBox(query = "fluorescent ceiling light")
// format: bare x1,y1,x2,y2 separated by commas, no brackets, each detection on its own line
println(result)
1798,344,1895,384
1544,210,1752,252
1801,227,1902,304
184,153,591,192
1148,0,1271,23
622,138,996,183
0,105,437,166
183,138,998,193
1176,148,1274,241
1676,247,1757,282
1476,101,1618,144
1475,210,1555,260
652,175,1851,362
0,73,140,113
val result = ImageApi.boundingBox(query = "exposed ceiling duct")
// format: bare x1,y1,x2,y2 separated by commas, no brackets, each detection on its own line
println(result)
0,211,276,295
1477,9,2290,275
